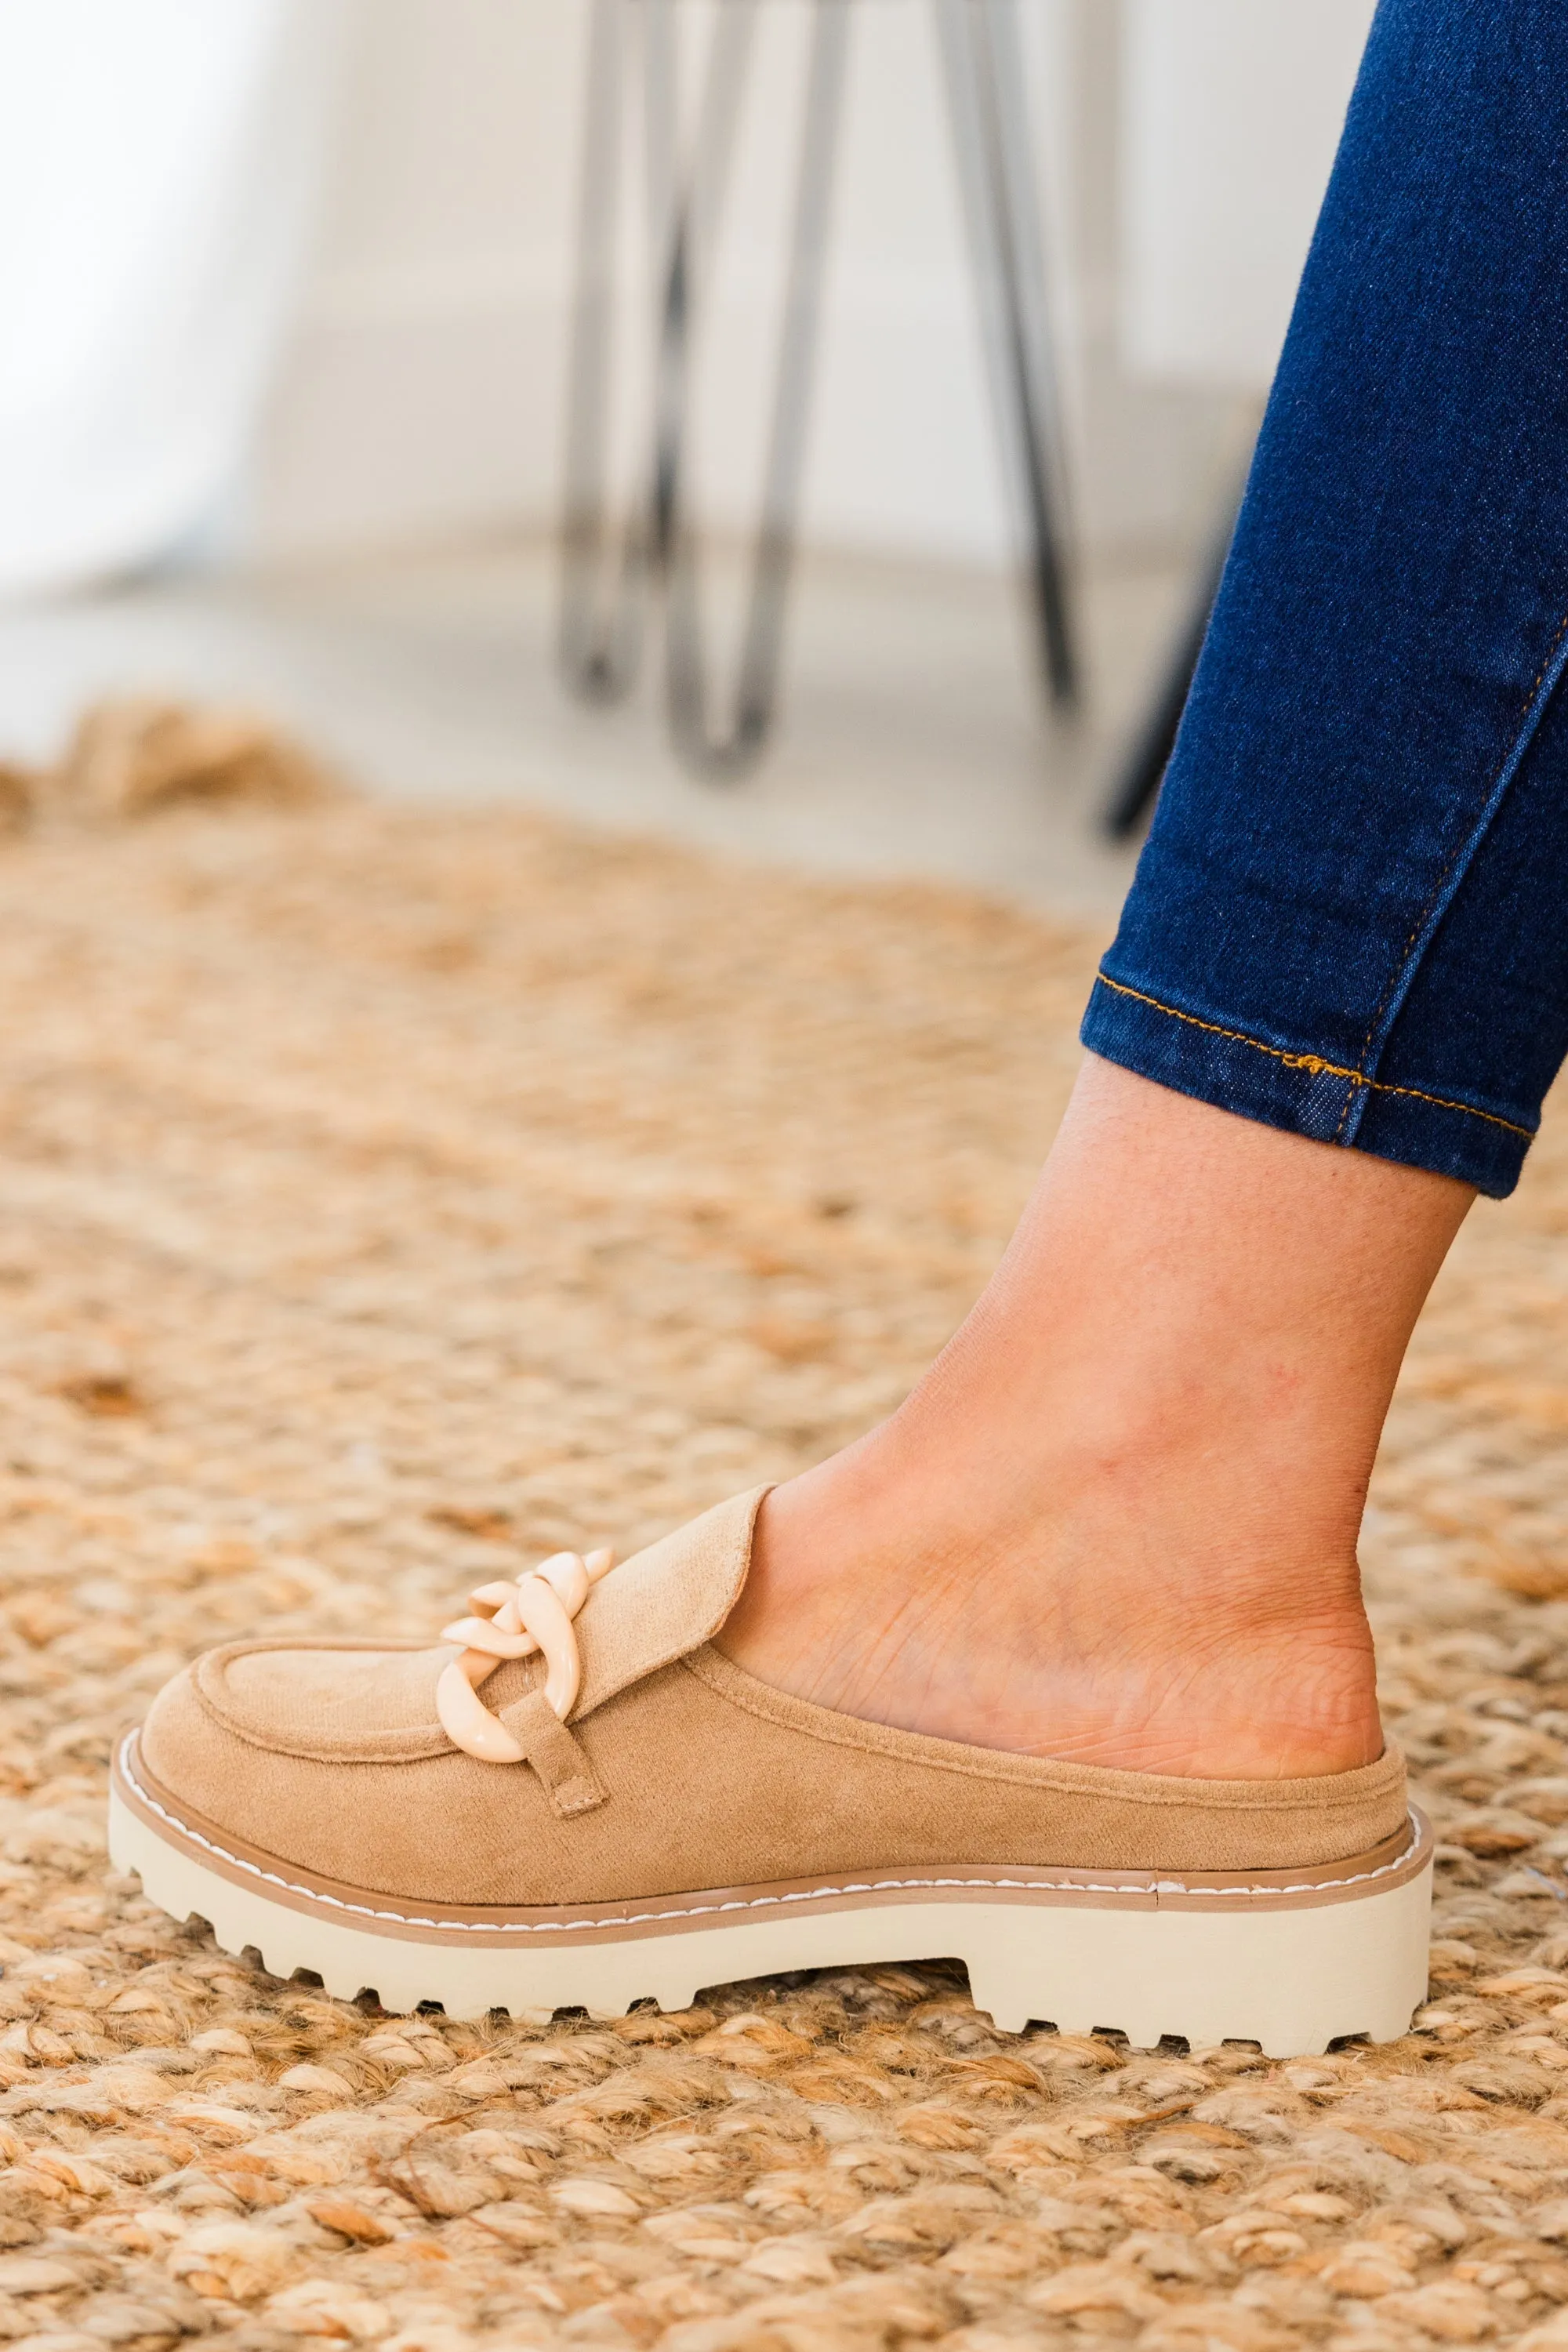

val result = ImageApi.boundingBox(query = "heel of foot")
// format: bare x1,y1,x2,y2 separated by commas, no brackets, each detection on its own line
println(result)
964,1868,1432,2054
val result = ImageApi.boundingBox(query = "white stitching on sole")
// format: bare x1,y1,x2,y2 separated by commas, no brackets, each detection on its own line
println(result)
117,1737,1424,1936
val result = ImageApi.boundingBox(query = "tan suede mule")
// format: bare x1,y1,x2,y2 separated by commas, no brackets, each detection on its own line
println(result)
111,1486,1432,2056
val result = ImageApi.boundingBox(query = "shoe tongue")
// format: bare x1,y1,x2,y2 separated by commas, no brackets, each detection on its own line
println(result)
570,1485,769,1721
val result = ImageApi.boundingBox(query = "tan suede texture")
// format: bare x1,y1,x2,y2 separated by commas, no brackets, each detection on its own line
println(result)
137,1488,1410,1907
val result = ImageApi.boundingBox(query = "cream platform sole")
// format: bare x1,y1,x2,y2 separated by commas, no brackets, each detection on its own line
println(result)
110,1740,1432,2057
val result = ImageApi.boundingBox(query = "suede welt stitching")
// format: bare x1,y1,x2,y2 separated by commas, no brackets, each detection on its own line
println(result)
1093,973,1533,1142
118,1741,1423,1926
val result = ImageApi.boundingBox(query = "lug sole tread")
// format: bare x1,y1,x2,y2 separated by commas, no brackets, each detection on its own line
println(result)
107,1783,1432,2058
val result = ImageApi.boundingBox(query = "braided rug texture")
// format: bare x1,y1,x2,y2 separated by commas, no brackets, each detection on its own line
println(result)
0,800,1565,2352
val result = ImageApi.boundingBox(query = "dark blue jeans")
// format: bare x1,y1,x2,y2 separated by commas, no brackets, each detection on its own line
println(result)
1083,0,1568,1200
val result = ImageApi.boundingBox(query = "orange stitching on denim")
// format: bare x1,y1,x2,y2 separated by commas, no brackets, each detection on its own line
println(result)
1092,973,1533,1142
1334,602,1568,1142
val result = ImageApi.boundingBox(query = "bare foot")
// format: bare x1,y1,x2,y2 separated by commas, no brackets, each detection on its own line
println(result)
720,1450,1382,1779
717,1058,1470,1780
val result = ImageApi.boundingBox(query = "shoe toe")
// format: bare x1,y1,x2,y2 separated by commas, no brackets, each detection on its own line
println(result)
187,1637,456,1759
135,1639,558,1907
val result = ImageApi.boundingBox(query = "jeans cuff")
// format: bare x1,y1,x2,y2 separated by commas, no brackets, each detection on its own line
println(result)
1080,972,1531,1199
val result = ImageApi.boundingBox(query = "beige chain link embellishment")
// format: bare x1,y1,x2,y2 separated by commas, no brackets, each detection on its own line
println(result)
435,1548,616,1763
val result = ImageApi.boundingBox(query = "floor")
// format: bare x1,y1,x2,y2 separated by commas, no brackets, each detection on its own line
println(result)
0,792,1557,2348
0,536,1192,920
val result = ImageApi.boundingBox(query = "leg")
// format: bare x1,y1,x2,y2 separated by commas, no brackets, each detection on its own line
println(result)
724,0,1568,1775
721,1055,1468,1778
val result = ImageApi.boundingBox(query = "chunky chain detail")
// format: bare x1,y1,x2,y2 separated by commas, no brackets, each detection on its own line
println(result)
435,1548,616,1763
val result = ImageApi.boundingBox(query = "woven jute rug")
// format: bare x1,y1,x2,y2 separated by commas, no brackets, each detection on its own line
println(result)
1,796,1567,2352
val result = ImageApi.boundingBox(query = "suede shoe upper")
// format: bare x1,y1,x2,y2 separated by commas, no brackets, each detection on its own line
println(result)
136,1486,1412,1911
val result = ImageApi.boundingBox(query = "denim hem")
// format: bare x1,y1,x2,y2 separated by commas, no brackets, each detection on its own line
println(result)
1080,973,1532,1199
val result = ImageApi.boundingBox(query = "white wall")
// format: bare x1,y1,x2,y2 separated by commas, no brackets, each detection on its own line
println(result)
252,0,1046,565
1123,0,1375,388
249,0,1360,571
249,0,576,560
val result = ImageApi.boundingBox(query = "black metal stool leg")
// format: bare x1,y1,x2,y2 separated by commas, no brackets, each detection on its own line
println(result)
646,0,757,593
1102,481,1243,840
558,0,677,707
934,0,1079,710
662,0,851,781
559,0,1075,781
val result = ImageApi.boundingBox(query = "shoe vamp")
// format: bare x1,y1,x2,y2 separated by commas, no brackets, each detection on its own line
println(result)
141,1650,1042,1906
214,1642,451,1751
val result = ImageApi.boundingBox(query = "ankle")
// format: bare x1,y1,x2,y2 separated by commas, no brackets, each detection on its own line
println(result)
718,1063,1456,1780
751,1400,1371,1642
